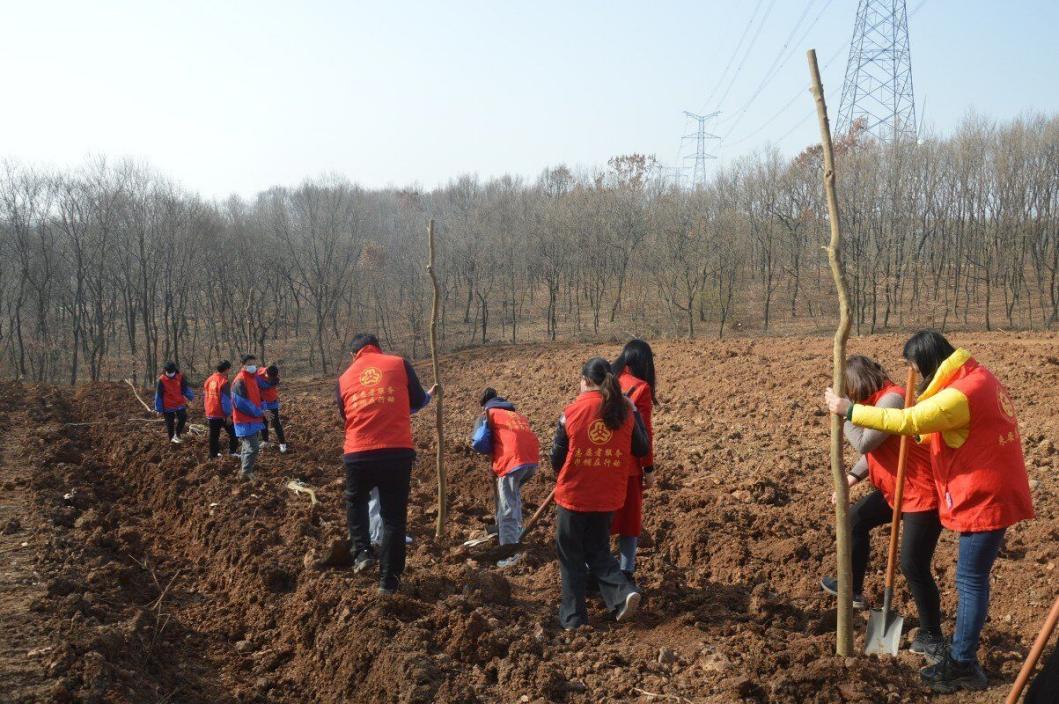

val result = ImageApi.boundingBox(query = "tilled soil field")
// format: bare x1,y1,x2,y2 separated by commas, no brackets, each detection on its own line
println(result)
1,332,1057,703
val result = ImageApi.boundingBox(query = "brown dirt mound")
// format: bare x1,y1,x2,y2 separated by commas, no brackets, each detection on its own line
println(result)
2,331,1056,702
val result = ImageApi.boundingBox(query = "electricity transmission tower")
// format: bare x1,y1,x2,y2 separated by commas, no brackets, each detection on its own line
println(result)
837,0,917,143
682,110,720,188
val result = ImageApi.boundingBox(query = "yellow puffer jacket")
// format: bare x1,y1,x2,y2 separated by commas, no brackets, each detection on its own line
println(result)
851,348,1034,532
851,348,972,448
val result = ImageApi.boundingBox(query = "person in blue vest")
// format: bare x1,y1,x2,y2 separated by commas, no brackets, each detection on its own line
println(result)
154,361,194,444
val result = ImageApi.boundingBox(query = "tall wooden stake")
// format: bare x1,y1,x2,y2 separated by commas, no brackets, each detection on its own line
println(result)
808,48,854,657
427,219,448,538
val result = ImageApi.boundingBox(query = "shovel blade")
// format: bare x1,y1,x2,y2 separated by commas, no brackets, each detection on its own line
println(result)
864,608,904,656
462,534,496,547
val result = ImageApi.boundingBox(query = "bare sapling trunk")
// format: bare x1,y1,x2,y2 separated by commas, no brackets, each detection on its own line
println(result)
427,219,448,538
808,48,854,657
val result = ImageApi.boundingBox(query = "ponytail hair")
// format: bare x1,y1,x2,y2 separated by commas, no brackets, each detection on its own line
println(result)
611,338,657,403
582,357,628,430
478,387,498,407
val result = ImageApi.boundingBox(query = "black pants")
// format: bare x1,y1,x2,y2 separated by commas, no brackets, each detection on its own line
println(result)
344,455,412,590
260,408,285,444
207,417,238,457
163,409,187,439
851,489,944,635
556,505,637,629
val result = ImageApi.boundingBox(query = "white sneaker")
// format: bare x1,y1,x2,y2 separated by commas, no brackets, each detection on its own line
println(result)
229,452,241,458
279,444,288,454
616,591,641,622
171,436,183,444
497,552,523,569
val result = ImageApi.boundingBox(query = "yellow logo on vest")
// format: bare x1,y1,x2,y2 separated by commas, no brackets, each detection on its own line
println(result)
360,367,383,387
588,419,613,445
998,390,1016,420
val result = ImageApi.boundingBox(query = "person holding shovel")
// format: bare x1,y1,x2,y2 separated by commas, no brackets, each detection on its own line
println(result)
610,339,657,582
154,361,195,444
470,387,541,567
826,330,1035,693
550,357,650,630
336,333,435,595
818,355,944,661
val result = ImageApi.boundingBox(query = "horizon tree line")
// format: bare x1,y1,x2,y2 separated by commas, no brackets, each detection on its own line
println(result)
2,112,1058,385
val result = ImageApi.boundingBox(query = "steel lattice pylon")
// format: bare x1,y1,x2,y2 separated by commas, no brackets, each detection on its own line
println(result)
837,0,917,143
682,110,720,189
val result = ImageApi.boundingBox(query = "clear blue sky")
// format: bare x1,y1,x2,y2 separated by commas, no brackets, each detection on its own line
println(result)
2,1,1057,198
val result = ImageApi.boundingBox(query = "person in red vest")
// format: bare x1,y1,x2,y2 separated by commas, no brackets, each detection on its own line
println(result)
818,355,944,661
256,364,287,453
550,357,650,630
203,359,238,460
826,331,1035,693
231,354,267,479
609,339,657,582
471,387,541,565
336,334,435,595
153,361,194,444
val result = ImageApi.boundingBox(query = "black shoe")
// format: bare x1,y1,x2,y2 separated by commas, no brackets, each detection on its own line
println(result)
378,577,400,596
910,630,947,663
353,550,377,574
920,653,988,693
820,576,866,610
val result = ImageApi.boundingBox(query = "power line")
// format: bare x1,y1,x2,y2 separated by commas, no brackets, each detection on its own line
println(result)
708,0,778,114
698,0,766,116
717,0,836,135
721,45,845,148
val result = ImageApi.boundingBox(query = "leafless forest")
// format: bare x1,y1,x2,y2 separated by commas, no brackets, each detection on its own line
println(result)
2,113,1058,384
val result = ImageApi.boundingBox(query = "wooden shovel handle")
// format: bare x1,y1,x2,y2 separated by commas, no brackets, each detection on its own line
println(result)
1006,593,1059,704
883,367,917,590
519,488,556,540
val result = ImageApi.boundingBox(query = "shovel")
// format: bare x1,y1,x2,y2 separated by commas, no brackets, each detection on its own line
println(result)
1004,592,1059,704
864,367,916,656
462,488,555,547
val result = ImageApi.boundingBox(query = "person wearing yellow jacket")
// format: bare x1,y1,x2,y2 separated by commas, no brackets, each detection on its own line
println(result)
825,330,1034,694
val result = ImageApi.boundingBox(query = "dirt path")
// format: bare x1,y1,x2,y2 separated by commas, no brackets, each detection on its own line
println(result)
0,388,60,702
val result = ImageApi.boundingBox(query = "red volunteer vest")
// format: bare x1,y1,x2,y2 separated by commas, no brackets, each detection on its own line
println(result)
555,391,634,513
231,370,263,426
158,373,187,410
202,372,229,419
486,407,541,477
863,383,937,512
337,347,413,454
618,370,653,473
256,368,278,403
929,358,1034,532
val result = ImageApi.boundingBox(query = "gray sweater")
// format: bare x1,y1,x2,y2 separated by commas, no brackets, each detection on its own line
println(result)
845,391,904,480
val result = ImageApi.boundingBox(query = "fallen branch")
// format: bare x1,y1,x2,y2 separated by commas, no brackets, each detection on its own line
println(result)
631,688,692,704
286,479,319,506
124,378,154,413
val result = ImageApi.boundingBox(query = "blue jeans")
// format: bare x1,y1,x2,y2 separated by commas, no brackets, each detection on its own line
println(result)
951,528,1006,663
495,465,537,545
618,536,638,572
